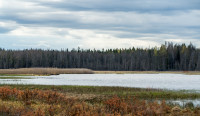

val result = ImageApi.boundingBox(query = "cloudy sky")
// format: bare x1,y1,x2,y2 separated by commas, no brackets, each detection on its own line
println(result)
0,0,200,50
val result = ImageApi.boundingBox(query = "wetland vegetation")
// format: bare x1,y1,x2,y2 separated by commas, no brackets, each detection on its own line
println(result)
0,77,32,79
0,68,93,75
0,85,200,115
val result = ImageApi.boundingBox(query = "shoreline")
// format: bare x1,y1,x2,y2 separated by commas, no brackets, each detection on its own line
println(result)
0,68,200,75
0,68,93,75
94,71,200,75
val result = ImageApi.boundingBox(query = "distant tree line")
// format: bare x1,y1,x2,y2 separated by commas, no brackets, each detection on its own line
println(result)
0,42,200,71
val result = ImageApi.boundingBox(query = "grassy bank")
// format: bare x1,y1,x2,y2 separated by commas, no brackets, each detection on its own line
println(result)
0,74,38,76
1,85,200,100
0,85,200,115
0,68,200,75
94,71,200,75
0,77,32,79
0,68,94,75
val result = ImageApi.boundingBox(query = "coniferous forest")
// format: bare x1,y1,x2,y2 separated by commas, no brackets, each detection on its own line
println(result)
0,42,200,71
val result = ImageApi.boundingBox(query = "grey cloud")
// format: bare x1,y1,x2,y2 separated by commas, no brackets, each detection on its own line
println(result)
1,9,199,35
0,0,200,49
0,27,11,33
35,0,200,12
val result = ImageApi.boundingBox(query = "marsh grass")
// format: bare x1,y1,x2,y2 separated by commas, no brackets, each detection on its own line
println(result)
1,85,200,100
0,77,32,79
0,68,94,75
94,71,200,75
0,74,38,76
0,86,200,115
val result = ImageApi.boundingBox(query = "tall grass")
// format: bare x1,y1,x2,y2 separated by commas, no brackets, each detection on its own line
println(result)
0,68,94,75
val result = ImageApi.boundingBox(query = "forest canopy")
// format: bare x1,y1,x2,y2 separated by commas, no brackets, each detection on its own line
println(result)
0,42,200,71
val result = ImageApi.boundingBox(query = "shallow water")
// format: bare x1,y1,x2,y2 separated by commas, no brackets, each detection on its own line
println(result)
151,99,200,107
167,99,200,107
0,74,200,90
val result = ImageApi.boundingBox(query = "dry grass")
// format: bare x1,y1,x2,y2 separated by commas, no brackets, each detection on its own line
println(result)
2,85,200,100
94,71,159,74
0,86,200,116
0,68,94,75
0,77,31,79
1,68,199,75
94,71,200,75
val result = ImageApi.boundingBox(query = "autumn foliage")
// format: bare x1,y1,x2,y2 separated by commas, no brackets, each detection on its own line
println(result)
0,86,200,116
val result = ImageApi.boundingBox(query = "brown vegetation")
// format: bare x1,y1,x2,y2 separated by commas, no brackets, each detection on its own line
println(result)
94,71,200,75
0,68,94,75
0,86,200,116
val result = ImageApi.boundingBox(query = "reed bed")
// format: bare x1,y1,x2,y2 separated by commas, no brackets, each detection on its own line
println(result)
0,77,31,79
0,86,200,116
94,71,200,75
0,68,94,75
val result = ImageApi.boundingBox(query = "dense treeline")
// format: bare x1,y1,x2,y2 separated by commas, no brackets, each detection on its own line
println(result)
0,42,200,71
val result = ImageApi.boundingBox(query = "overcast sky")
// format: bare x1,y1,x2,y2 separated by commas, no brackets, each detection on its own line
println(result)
0,0,200,50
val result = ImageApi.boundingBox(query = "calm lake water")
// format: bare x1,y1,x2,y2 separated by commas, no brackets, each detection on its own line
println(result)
0,74,200,90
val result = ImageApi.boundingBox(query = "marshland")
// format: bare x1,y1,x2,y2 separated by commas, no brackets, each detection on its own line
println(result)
1,84,200,115
1,69,200,115
1,43,200,115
